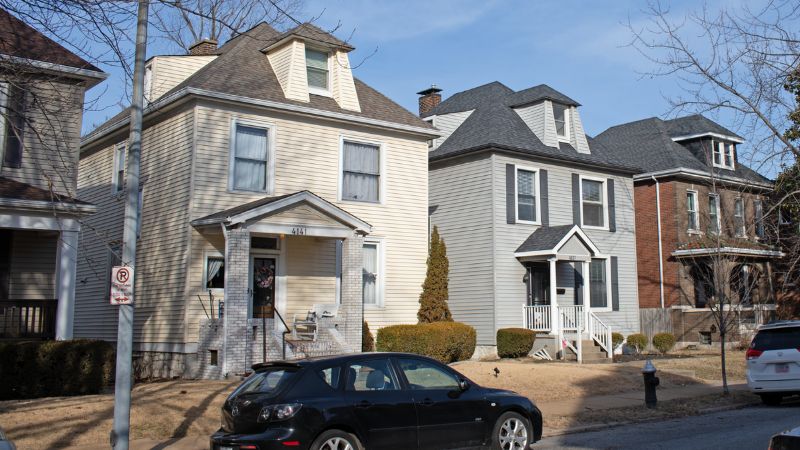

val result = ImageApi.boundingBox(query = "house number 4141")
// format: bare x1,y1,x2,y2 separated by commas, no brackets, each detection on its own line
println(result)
291,226,308,236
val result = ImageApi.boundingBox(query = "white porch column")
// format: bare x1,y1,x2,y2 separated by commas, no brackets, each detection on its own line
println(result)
548,257,558,336
583,260,591,337
55,230,79,340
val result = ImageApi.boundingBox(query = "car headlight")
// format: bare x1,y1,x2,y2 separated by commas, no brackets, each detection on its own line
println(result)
258,403,302,423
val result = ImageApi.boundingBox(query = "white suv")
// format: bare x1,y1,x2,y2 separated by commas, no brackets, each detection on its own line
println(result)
746,320,800,405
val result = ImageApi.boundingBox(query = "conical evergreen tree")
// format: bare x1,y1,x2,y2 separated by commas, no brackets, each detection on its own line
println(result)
418,226,453,323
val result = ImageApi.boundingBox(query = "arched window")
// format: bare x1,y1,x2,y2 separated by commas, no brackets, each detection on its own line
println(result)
691,264,715,308
731,264,761,306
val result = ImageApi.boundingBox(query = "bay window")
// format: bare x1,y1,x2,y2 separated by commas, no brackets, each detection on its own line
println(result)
342,140,380,203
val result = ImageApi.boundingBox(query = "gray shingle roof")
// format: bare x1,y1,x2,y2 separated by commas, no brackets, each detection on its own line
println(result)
427,83,639,173
506,84,580,107
594,116,770,184
262,22,354,51
515,225,576,253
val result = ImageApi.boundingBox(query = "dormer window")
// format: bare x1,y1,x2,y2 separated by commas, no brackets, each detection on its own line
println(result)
712,140,735,169
305,48,330,94
553,103,570,140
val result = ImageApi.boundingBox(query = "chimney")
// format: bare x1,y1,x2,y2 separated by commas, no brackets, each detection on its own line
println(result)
417,84,442,116
188,38,218,56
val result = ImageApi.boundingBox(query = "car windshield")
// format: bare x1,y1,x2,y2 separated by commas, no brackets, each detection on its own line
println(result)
752,327,800,351
230,367,298,398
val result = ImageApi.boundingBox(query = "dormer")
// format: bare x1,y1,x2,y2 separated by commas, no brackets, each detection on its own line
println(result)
263,24,361,112
509,85,590,153
667,115,744,171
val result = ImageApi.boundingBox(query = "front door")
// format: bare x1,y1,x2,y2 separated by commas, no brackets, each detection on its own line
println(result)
527,264,550,306
252,257,276,318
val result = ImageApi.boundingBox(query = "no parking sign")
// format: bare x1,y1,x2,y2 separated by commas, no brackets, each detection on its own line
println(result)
110,266,134,305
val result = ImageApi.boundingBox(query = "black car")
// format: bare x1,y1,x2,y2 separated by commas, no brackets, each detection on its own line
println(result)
211,352,543,450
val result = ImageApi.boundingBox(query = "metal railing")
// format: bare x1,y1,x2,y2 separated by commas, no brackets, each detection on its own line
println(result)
588,312,612,358
523,305,551,331
0,300,57,339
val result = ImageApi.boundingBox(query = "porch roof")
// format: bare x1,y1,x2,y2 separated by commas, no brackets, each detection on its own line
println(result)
0,177,95,214
190,190,372,234
514,224,600,259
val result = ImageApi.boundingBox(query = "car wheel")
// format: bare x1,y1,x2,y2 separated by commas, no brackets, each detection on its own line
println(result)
760,394,783,406
311,429,364,450
492,411,532,450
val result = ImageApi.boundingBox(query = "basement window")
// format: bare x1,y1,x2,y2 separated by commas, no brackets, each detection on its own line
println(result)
209,349,218,366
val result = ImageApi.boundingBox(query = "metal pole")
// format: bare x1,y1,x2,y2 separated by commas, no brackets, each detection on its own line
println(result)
111,2,149,449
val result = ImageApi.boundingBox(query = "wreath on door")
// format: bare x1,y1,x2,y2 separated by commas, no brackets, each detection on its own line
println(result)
255,265,274,288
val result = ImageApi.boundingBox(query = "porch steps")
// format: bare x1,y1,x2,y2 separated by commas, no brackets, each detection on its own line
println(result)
565,340,611,363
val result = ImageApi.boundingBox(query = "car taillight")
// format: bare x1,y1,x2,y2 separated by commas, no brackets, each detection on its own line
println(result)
258,403,302,423
746,348,763,360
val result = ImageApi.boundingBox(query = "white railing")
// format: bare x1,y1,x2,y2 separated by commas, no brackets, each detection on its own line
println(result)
559,306,584,331
523,305,551,332
588,312,612,358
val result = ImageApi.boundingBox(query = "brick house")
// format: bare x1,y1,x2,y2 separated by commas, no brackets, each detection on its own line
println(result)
596,115,781,344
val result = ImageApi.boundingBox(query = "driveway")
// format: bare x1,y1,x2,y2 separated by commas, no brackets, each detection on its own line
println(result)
537,398,800,449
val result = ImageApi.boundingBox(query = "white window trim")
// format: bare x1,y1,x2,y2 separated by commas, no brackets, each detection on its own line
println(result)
228,117,276,194
363,237,385,308
734,197,746,237
111,142,126,194
554,103,571,142
202,251,225,293
588,255,613,312
579,175,609,231
338,135,386,205
514,165,541,225
687,190,699,232
0,81,7,166
711,140,736,170
708,193,722,234
306,46,332,98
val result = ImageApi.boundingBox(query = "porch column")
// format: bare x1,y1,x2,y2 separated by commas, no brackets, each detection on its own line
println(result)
223,227,250,376
583,260,591,336
55,230,79,340
340,232,364,350
549,257,558,336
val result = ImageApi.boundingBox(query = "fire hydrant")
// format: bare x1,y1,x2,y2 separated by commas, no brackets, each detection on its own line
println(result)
642,359,659,409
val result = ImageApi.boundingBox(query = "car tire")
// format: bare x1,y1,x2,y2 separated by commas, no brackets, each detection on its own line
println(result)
311,429,364,450
760,394,783,406
492,411,532,450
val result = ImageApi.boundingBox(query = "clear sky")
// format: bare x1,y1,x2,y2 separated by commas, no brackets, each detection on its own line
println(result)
82,0,754,152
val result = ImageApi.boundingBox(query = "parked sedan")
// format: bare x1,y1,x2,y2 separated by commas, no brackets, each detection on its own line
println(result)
746,320,800,405
211,352,542,450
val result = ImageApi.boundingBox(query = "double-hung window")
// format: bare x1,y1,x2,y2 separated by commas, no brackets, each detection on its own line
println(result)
1,81,25,169
734,197,745,237
553,103,570,140
687,191,698,231
708,194,721,234
589,258,608,309
516,167,537,223
113,143,126,193
581,178,606,228
306,48,329,93
755,200,764,238
231,123,270,192
712,140,735,169
205,255,225,290
342,140,380,203
362,241,381,306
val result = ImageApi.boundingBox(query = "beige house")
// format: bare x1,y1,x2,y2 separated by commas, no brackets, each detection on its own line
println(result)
76,23,435,378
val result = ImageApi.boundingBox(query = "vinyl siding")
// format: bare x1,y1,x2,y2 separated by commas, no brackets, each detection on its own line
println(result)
568,107,591,154
431,110,473,149
7,230,57,299
266,40,309,103
513,103,546,144
285,236,336,320
330,51,360,112
429,154,495,345
147,55,216,101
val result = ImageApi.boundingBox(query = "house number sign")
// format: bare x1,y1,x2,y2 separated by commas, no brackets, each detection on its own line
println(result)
291,226,308,236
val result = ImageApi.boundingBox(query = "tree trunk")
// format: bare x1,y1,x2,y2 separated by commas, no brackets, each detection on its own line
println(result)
720,331,730,395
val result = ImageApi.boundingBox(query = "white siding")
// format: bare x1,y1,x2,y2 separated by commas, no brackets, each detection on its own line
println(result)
8,231,57,299
569,107,591,154
147,55,216,101
266,40,309,103
430,110,473,149
513,102,546,144
330,51,361,112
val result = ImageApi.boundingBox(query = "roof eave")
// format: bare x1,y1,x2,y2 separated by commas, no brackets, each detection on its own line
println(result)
0,53,107,88
635,168,773,189
670,132,744,144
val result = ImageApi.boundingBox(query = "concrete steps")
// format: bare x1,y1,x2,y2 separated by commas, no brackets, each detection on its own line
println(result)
564,339,612,363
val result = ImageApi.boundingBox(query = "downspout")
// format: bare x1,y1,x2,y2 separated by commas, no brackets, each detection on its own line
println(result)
651,176,665,309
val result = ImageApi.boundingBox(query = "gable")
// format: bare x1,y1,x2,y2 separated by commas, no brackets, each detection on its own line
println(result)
250,202,351,230
558,234,592,258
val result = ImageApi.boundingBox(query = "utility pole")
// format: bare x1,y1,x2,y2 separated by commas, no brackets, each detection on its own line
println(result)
111,1,149,449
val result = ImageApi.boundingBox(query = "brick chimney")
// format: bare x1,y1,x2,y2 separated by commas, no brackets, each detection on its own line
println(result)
417,84,442,116
188,38,218,56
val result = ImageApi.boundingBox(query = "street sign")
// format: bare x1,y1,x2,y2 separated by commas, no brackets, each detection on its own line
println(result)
110,266,134,305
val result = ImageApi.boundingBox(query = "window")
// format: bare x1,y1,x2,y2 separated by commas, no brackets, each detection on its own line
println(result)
205,256,225,289
305,48,329,93
231,368,298,396
712,140,735,169
779,207,791,225
113,144,126,193
516,168,537,223
318,366,341,389
708,194,721,234
347,359,398,391
589,258,608,309
755,200,764,238
687,191,698,231
734,197,745,237
2,82,25,169
362,241,380,306
342,140,380,203
231,124,269,192
397,358,459,390
553,103,569,139
692,264,714,308
581,178,606,228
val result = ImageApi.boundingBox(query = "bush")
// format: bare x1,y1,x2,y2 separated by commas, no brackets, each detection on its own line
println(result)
0,339,115,400
626,333,648,353
376,322,476,363
496,328,536,358
612,332,624,350
652,332,676,355
362,321,375,352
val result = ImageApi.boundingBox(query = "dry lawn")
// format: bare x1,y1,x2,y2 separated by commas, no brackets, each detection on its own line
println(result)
637,350,748,382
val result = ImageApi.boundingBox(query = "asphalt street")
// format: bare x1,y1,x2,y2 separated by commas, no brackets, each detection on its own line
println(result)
536,398,800,450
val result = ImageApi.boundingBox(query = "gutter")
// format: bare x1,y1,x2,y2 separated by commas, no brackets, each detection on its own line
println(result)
673,247,785,258
635,168,773,190
0,54,108,88
651,176,665,309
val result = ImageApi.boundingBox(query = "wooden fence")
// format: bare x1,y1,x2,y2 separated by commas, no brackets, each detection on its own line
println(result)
639,308,673,349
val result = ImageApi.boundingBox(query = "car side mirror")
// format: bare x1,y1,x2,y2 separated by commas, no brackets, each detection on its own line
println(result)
458,379,470,391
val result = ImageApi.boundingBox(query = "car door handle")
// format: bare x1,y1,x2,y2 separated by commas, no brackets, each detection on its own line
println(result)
355,400,372,408
419,398,434,406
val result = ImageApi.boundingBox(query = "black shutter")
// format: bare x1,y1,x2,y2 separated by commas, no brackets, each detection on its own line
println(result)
572,173,581,225
539,169,549,226
506,164,516,224
610,256,620,311
3,84,25,168
607,178,616,232
574,262,583,306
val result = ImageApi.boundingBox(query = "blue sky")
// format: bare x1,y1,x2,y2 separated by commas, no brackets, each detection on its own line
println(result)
83,0,749,144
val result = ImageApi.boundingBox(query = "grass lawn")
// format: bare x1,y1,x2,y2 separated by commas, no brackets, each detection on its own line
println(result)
639,350,748,382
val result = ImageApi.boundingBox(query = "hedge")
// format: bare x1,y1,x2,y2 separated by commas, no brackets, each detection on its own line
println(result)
362,321,375,352
612,332,624,350
496,328,536,358
626,333,648,353
376,322,476,363
0,339,115,400
652,332,676,355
